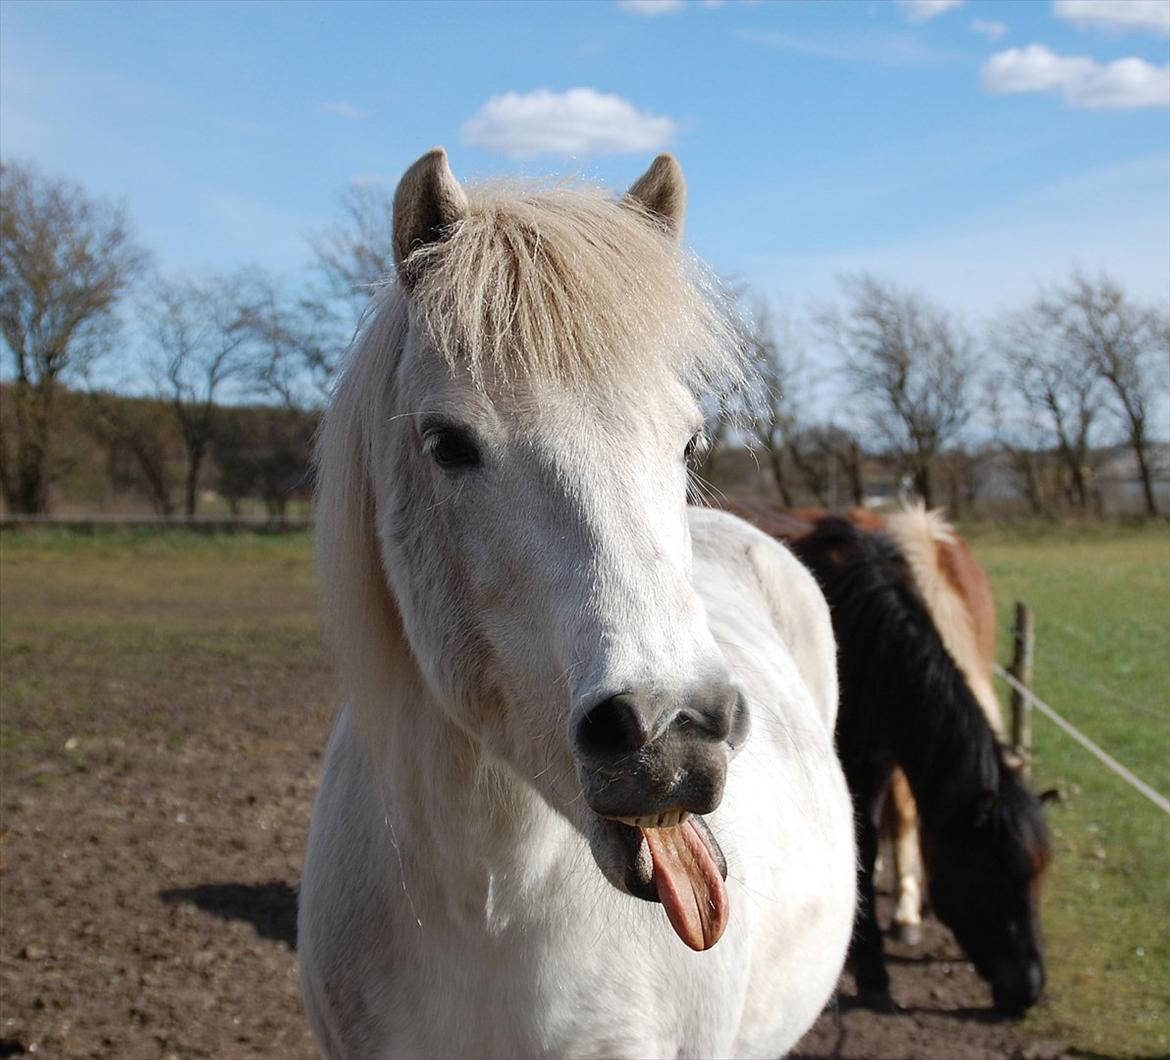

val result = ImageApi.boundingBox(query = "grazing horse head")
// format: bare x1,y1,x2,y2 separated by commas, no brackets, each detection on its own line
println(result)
920,758,1052,1014
314,148,750,948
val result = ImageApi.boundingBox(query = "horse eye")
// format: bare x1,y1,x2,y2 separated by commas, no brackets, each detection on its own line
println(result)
427,428,481,470
684,431,707,462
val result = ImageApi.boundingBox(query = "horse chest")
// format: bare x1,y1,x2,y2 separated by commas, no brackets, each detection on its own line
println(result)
368,903,746,1059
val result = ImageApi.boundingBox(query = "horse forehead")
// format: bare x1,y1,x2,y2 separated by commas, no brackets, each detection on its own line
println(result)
403,358,694,437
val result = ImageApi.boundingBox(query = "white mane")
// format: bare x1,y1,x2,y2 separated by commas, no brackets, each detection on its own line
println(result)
408,180,746,391
883,501,1005,735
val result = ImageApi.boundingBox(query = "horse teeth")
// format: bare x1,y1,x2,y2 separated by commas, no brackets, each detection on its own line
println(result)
611,812,688,829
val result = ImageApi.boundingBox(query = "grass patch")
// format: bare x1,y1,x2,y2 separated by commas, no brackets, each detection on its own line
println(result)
0,528,325,773
972,523,1170,1057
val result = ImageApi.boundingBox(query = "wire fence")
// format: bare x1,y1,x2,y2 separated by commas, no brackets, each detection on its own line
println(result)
995,663,1170,816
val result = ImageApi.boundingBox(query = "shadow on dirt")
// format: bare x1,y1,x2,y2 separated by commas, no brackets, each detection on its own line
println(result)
160,881,297,949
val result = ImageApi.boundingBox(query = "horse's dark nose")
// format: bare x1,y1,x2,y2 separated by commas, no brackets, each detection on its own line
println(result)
992,961,1044,1014
573,680,744,763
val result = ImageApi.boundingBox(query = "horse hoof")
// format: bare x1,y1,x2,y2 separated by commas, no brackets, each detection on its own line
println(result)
894,922,921,946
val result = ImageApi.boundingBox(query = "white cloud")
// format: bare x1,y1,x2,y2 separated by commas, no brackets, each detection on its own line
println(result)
971,18,1007,41
315,100,369,120
619,0,684,14
1053,0,1170,37
896,0,964,22
982,44,1170,108
462,87,677,158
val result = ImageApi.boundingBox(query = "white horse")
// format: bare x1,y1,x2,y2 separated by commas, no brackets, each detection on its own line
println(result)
298,148,856,1059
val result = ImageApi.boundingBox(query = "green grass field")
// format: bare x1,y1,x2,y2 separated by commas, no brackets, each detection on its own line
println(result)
1,522,1167,1056
0,528,322,770
966,522,1170,1057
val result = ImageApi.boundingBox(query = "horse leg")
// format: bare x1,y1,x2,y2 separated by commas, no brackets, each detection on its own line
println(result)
887,767,923,946
849,764,894,1010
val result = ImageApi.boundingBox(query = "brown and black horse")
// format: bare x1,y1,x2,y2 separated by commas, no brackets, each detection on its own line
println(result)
722,498,1052,1014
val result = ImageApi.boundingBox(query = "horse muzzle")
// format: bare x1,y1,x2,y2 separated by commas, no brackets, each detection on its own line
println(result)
573,681,745,950
571,680,749,820
991,959,1045,1015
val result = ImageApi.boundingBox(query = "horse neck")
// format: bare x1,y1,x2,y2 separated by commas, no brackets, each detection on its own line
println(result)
364,662,576,925
879,644,1002,830
814,539,1002,828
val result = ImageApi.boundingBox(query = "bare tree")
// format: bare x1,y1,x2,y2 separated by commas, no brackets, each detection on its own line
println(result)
311,183,395,316
995,297,1105,510
0,162,146,512
1044,273,1168,516
986,371,1054,516
213,404,316,520
84,390,178,515
237,271,336,407
937,445,992,517
739,294,805,506
821,275,974,508
785,425,832,506
825,424,866,506
143,274,252,516
296,182,397,394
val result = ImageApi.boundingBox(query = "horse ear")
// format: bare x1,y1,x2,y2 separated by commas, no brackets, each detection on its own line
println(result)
392,146,469,289
623,154,686,241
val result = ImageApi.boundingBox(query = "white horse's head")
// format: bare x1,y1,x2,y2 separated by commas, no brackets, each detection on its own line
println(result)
316,148,750,949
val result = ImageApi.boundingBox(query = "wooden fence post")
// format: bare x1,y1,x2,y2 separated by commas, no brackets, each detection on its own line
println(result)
1009,601,1035,779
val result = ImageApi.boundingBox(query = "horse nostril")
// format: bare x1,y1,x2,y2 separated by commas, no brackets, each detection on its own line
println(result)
678,683,743,743
574,694,651,760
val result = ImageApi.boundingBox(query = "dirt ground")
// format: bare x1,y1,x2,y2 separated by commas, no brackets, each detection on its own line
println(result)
0,539,1073,1059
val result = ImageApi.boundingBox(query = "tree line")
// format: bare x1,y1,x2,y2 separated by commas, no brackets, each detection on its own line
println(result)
726,273,1168,516
1,159,1167,518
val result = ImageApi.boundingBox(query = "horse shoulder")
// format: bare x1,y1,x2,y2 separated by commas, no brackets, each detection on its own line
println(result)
688,506,839,731
299,707,402,1058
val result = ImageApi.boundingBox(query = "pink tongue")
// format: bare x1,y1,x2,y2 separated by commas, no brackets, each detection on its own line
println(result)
642,820,729,951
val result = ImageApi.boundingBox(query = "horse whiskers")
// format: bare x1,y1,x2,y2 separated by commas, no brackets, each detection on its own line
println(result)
383,409,446,424
687,471,730,510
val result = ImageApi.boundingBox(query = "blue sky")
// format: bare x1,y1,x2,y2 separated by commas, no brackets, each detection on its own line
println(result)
2,0,1168,322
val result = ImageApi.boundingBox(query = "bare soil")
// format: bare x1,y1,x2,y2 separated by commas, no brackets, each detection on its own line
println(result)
792,898,1070,1060
0,540,1073,1059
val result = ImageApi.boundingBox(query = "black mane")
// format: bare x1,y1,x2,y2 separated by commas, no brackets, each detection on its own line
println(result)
791,516,1006,822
